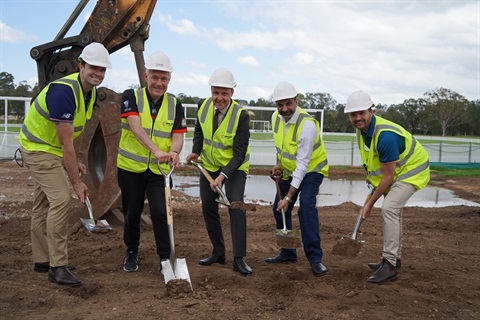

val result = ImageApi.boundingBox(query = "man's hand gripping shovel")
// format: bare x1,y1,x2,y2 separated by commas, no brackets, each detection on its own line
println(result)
270,173,301,248
159,162,193,293
189,160,256,211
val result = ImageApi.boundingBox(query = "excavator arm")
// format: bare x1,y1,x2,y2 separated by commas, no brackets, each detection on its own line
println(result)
30,0,157,89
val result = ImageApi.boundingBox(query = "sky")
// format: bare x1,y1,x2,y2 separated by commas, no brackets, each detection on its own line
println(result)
0,0,479,106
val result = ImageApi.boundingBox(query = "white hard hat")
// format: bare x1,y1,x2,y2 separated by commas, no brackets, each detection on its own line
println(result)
79,42,112,68
208,67,236,88
272,81,297,101
345,90,374,113
145,51,173,72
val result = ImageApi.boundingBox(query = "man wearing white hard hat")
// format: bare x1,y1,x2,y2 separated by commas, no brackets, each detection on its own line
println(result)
19,42,112,287
117,51,187,273
345,90,430,284
265,81,329,277
186,67,252,275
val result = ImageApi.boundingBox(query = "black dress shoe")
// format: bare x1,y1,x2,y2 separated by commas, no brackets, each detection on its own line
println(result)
48,266,81,287
34,262,77,273
264,253,297,263
310,262,327,277
233,257,252,275
198,255,226,266
367,259,397,284
368,259,401,270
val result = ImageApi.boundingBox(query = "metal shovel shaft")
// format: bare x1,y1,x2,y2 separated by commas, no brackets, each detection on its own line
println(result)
351,213,363,240
159,162,192,290
350,188,374,240
85,196,96,224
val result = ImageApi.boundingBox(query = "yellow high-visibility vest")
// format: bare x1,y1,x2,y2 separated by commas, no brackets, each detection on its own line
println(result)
19,73,95,157
272,107,329,178
197,98,250,174
356,116,430,190
117,89,176,174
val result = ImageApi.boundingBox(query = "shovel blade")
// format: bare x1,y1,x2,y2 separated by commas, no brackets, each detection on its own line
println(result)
275,229,302,249
161,258,193,291
80,218,113,233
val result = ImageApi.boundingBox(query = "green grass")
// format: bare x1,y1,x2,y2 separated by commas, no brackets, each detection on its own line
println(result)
430,165,480,177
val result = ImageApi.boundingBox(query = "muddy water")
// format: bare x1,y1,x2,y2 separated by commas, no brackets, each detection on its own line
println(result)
172,175,480,208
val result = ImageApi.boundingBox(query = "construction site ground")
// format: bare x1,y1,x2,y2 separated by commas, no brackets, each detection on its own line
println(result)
1,160,479,320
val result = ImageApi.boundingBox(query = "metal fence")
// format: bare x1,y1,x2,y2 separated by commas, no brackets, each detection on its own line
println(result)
1,96,479,165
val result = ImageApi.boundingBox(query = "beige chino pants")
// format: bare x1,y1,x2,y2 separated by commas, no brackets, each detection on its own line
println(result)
21,149,73,267
381,181,417,266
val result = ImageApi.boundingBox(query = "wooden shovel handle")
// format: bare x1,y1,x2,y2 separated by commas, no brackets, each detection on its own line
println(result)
190,160,215,184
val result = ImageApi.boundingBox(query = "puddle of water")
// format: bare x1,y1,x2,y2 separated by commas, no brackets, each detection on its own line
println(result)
172,174,480,208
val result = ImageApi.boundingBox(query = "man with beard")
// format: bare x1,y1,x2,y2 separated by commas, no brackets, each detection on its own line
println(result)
345,90,430,283
265,81,329,277
19,42,112,287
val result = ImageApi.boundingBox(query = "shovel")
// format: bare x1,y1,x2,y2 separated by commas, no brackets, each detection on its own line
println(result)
331,187,374,257
80,196,113,232
271,175,301,249
158,162,192,293
189,160,256,211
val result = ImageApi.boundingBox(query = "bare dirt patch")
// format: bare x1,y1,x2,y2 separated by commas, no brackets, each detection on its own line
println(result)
1,160,479,319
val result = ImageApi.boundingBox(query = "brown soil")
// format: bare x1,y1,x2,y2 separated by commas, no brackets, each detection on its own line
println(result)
1,160,479,319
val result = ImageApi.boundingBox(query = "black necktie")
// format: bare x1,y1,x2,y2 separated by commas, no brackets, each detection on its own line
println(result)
213,109,221,132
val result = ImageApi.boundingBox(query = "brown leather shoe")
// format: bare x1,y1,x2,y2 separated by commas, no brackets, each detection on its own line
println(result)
367,259,397,284
48,266,82,287
368,259,401,270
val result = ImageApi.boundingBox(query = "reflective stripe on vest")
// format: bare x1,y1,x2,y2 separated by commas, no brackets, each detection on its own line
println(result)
117,89,176,174
19,73,95,157
272,107,329,177
357,116,430,190
198,98,250,174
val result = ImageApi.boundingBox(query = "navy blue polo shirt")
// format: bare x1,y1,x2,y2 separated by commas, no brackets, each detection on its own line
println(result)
46,77,92,122
361,115,406,163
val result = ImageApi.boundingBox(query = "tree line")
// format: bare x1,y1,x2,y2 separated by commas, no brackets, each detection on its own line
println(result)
1,71,479,137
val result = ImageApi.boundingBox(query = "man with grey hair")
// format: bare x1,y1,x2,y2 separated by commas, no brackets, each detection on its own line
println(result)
117,51,187,273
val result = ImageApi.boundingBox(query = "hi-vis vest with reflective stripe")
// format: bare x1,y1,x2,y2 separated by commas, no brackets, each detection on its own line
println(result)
19,73,95,157
272,107,329,178
117,89,176,174
357,116,430,190
198,98,250,174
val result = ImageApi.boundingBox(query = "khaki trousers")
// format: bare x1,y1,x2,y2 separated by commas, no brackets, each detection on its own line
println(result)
381,181,416,266
22,149,72,267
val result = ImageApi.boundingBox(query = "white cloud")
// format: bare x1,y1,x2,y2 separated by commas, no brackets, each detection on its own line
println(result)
171,72,209,89
0,21,37,43
293,52,313,65
156,13,200,36
236,56,261,68
183,60,208,69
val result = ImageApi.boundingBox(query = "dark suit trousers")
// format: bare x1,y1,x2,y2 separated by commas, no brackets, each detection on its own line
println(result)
199,170,247,258
118,168,170,259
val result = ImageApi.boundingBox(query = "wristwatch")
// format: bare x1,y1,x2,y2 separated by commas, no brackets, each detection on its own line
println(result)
284,196,292,203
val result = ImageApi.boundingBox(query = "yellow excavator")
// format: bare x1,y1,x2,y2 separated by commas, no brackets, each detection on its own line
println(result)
30,0,158,224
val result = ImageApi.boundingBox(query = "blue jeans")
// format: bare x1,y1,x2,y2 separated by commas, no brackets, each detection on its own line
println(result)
272,172,324,263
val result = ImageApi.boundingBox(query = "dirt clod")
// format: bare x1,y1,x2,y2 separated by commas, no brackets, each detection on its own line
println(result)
331,237,363,257
275,230,302,248
166,279,193,298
